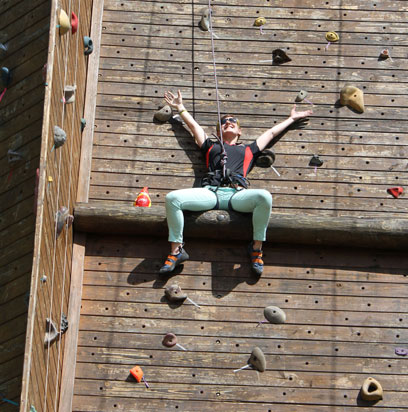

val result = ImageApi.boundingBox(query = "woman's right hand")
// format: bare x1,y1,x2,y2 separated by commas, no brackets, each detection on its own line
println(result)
164,90,184,112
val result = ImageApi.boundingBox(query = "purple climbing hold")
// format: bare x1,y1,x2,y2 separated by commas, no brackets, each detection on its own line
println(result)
395,347,408,356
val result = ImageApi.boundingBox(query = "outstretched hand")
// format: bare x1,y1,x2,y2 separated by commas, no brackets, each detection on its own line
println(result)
290,104,313,121
164,90,183,111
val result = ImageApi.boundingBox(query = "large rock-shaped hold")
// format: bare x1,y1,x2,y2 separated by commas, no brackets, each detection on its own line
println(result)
165,284,187,302
58,9,71,35
154,105,172,122
264,306,286,324
340,85,365,113
199,8,210,31
54,126,67,148
248,347,266,372
360,377,383,401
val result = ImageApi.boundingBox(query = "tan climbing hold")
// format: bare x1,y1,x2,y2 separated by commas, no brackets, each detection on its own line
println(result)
58,9,71,35
253,17,266,27
295,90,308,102
326,31,339,42
264,306,286,324
361,377,383,401
340,85,365,113
154,104,173,122
199,8,210,31
249,347,266,372
165,284,187,302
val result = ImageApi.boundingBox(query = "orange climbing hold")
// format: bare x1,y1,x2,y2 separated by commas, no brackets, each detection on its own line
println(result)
387,187,403,198
130,365,144,382
134,187,152,207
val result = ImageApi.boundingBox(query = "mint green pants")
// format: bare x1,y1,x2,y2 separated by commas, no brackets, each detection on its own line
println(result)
165,186,272,243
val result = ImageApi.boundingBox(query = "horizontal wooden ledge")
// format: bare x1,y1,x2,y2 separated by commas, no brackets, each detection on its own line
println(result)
74,202,408,250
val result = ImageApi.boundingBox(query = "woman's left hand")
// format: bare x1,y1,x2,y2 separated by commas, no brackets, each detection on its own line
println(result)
290,104,313,121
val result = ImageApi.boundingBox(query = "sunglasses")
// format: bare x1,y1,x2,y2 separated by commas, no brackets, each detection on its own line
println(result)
221,117,238,125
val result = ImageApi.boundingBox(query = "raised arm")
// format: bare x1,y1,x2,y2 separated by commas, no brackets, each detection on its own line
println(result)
164,90,207,148
256,104,313,152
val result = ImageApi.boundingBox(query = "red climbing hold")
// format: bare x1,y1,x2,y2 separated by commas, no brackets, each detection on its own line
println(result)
387,187,403,198
71,12,78,34
134,187,151,207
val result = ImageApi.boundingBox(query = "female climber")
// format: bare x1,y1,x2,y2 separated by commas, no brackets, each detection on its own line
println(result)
159,90,312,275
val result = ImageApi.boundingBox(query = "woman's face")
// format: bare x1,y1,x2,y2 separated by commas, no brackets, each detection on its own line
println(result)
219,116,241,138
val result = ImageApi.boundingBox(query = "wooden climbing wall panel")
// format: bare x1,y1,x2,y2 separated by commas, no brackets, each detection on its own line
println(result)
18,0,94,411
73,234,408,410
90,0,408,217
0,0,49,410
72,0,408,410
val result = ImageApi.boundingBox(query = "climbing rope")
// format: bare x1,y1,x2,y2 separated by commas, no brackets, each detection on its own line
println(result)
207,1,228,180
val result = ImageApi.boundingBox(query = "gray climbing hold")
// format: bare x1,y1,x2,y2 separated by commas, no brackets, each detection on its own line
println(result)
7,149,24,164
44,318,59,347
54,126,67,148
55,206,74,238
295,90,308,102
154,104,173,122
360,377,383,401
83,36,93,55
165,284,187,302
199,8,210,31
395,347,408,356
64,85,76,103
248,347,266,372
264,306,286,324
162,333,177,347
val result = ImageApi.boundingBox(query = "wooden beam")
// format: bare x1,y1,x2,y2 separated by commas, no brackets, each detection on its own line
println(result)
74,202,408,250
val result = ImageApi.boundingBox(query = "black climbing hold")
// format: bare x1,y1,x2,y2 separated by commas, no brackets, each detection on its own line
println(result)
60,313,69,334
309,155,323,167
7,149,24,164
81,118,86,132
256,150,275,168
272,49,291,65
1,67,12,87
165,284,188,302
248,347,266,372
264,306,286,324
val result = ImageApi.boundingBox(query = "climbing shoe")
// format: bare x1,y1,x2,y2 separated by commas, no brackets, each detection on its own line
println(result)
159,247,189,274
248,242,264,275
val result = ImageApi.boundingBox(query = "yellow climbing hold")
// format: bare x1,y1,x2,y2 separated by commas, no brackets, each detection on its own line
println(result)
326,31,339,42
253,17,266,27
340,85,365,113
48,176,53,183
58,9,70,35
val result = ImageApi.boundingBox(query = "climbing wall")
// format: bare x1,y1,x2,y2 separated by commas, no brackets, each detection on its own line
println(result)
68,0,408,410
0,0,49,410
18,0,94,411
90,0,408,218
